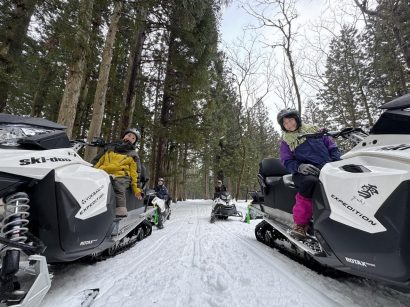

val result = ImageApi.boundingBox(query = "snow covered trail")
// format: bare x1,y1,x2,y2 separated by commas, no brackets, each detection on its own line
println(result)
42,200,410,307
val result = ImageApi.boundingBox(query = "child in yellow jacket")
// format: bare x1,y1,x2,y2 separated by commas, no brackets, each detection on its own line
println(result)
94,129,142,217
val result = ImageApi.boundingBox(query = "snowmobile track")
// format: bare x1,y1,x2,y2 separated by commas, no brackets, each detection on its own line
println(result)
215,221,343,307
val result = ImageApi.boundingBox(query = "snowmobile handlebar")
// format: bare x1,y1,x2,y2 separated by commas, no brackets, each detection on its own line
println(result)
70,137,113,152
297,127,368,143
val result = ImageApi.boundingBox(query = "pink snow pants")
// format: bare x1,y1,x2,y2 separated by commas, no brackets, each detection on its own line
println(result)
292,192,313,226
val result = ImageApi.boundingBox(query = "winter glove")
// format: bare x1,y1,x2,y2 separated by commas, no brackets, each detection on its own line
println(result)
298,163,320,176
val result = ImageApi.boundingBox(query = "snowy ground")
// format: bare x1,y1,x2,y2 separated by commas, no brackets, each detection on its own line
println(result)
42,200,410,307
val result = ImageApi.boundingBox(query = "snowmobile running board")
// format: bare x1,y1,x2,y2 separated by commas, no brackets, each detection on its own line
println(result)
112,207,156,239
11,255,51,307
250,205,324,256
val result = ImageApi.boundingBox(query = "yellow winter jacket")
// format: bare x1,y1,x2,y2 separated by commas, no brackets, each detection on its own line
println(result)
95,150,141,195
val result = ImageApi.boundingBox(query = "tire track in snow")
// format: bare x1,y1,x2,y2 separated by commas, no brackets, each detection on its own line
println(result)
214,221,343,307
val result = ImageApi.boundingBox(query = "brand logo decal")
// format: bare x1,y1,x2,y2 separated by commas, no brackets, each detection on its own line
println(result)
358,184,378,199
81,185,104,205
331,194,377,226
79,193,104,215
19,156,72,165
80,239,98,246
345,257,375,268
380,144,410,151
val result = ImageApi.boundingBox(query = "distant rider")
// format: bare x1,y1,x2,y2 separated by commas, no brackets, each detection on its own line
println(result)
213,180,227,199
277,109,341,239
155,177,170,203
154,177,170,229
94,128,142,217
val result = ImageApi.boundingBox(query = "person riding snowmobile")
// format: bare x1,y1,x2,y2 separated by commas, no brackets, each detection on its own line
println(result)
277,109,341,239
153,177,170,229
94,128,142,217
213,180,227,199
155,177,169,200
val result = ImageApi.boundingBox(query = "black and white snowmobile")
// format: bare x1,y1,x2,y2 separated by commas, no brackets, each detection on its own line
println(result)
144,190,171,229
251,93,410,289
210,191,243,223
0,114,155,306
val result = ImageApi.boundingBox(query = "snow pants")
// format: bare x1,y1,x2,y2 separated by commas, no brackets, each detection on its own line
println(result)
292,173,318,226
112,176,131,208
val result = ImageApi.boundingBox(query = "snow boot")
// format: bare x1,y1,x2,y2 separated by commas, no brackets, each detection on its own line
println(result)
115,207,128,218
290,224,309,241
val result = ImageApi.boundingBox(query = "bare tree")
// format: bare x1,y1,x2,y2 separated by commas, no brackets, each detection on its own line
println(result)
225,32,275,199
243,0,302,113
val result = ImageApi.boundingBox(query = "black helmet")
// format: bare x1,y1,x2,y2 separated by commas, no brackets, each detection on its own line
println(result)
277,108,301,131
122,128,141,147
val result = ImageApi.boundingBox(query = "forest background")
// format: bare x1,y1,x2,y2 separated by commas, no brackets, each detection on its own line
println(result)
0,0,409,200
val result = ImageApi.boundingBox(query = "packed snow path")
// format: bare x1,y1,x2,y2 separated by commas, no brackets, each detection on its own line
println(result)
42,200,410,307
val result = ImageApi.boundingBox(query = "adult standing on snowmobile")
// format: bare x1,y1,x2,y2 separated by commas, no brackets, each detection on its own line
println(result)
94,128,142,217
213,180,227,199
277,109,341,239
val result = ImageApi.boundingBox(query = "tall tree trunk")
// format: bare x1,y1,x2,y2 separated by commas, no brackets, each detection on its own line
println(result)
31,63,54,116
204,161,209,199
119,7,147,136
181,143,188,201
73,73,91,138
0,0,37,111
57,0,94,138
84,1,123,161
149,68,163,187
154,30,176,182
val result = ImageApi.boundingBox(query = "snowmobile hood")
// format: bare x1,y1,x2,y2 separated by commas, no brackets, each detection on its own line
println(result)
0,113,66,130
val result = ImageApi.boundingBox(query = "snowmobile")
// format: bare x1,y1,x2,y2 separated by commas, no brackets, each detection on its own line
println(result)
144,190,171,229
0,114,155,306
210,191,243,223
251,93,410,289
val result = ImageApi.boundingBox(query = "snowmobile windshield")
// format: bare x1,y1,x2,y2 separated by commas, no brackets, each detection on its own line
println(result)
0,125,55,147
370,109,410,135
220,192,232,201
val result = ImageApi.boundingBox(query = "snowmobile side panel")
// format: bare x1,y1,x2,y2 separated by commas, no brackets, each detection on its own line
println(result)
0,148,89,180
0,171,28,197
263,176,296,214
314,180,410,283
125,189,145,210
55,182,115,255
28,171,116,262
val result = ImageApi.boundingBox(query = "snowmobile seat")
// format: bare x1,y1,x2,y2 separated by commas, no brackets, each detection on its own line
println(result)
282,174,296,189
259,158,289,177
258,158,290,189
265,176,282,186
